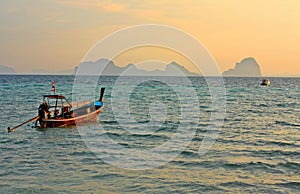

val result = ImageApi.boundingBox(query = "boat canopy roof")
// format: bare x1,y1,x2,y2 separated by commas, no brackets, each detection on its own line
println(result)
43,94,73,108
43,95,66,99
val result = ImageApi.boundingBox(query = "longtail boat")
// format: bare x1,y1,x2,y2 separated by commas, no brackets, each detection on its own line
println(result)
8,88,105,132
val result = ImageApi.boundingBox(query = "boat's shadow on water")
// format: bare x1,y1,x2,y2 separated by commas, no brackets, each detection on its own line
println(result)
33,126,80,137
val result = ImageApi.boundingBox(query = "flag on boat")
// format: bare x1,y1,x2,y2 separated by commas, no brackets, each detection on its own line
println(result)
51,81,56,93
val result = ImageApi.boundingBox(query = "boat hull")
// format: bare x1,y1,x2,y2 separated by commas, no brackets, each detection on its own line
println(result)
39,106,103,128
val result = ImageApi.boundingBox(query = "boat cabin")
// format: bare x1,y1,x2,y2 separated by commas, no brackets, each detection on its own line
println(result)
43,95,74,118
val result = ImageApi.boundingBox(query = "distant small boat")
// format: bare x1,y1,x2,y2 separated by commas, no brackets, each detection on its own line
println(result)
260,79,270,86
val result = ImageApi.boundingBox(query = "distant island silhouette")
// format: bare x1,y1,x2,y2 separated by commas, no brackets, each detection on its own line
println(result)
0,57,264,77
31,68,75,75
223,57,262,77
0,65,15,74
73,58,199,76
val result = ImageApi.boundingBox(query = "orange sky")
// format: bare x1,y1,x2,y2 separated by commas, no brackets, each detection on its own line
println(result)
0,0,299,76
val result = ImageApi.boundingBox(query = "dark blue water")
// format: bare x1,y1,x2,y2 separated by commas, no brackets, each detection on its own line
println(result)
0,75,299,193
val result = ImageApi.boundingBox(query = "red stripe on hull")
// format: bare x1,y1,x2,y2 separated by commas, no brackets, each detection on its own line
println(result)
40,106,103,128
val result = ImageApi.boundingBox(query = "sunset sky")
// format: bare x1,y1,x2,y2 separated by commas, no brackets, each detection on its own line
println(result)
0,0,299,76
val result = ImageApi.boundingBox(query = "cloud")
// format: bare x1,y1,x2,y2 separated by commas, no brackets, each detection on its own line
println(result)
0,2,71,24
57,0,126,13
54,0,184,21
101,2,125,12
53,0,199,25
4,6,20,14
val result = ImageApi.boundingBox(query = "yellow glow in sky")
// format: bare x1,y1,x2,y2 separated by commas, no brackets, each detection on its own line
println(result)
0,0,299,76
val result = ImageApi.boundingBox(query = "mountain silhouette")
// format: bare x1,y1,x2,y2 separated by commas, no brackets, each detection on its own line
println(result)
73,59,199,76
0,65,15,74
223,57,262,77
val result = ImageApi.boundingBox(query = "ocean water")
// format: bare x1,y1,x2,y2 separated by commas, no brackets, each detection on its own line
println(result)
0,75,299,193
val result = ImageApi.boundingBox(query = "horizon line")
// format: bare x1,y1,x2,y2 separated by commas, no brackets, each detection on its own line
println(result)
1,73,300,78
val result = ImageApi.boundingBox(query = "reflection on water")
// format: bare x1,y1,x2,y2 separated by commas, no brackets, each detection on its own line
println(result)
0,75,299,193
